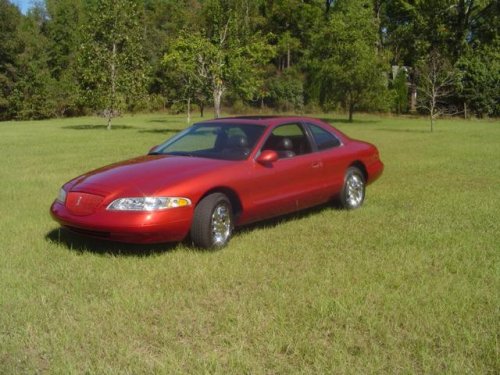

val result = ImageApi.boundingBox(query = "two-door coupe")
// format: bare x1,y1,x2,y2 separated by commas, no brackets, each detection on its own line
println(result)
50,116,383,248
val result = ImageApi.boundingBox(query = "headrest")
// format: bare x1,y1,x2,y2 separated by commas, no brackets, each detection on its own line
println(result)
278,137,293,150
227,135,248,148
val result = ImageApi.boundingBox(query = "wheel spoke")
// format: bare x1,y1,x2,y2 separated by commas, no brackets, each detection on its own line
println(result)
345,173,364,207
211,204,231,246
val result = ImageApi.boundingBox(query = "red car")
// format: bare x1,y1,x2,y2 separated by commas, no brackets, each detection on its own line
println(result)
50,116,383,248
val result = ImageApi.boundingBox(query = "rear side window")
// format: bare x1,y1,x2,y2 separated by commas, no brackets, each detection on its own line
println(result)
308,124,341,150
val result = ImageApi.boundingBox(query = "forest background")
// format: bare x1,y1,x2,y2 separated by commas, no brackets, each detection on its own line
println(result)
0,0,498,125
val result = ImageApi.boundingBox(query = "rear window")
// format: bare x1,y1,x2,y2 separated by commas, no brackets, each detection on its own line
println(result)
308,124,341,150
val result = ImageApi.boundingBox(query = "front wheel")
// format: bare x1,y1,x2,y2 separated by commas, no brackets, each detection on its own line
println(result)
339,167,365,209
190,193,233,249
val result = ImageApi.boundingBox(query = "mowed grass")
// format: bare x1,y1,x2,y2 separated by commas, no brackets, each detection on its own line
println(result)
0,112,498,373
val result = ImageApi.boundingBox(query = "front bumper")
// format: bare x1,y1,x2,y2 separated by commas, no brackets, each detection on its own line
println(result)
50,201,193,244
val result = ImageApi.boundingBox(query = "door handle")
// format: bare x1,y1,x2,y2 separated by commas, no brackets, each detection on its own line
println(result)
312,161,322,169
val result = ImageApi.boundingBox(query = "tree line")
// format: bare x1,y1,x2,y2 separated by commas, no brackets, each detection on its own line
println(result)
0,0,498,126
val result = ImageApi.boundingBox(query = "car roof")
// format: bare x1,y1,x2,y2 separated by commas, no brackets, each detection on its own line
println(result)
197,116,323,127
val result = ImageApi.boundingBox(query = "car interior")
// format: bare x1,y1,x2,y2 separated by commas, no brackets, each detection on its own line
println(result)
262,131,312,158
221,135,251,158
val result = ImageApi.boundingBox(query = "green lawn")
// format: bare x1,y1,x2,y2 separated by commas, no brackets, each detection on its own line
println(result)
0,113,498,373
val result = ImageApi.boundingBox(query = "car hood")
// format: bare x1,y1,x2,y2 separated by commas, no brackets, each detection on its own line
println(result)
66,155,231,196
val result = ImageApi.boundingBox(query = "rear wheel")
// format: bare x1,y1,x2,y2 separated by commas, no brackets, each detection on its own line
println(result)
190,193,233,249
339,167,365,209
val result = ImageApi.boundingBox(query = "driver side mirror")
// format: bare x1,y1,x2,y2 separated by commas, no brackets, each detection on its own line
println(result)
257,150,278,164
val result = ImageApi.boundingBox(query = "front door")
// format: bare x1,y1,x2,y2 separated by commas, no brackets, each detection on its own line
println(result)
247,123,328,221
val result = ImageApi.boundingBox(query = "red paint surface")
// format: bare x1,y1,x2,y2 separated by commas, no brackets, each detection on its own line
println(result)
50,116,384,244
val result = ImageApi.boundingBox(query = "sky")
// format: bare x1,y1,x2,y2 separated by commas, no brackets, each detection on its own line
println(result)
12,0,33,14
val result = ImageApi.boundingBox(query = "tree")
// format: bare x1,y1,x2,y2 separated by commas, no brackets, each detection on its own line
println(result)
260,0,323,70
164,5,274,118
1,0,498,120
417,50,456,131
44,0,84,117
392,66,409,114
455,43,500,117
309,0,388,121
383,0,443,66
162,32,210,122
143,0,203,112
202,0,275,117
382,0,497,65
266,68,304,111
77,0,146,129
11,5,59,120
0,0,22,120
446,0,498,60
276,31,301,71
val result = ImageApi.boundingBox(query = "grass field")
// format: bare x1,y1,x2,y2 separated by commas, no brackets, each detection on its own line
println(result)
0,112,498,373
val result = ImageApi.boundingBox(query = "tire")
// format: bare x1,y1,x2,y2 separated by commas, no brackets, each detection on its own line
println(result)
190,193,233,249
339,167,366,209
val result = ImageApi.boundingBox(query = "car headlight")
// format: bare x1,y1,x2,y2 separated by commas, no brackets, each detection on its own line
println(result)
107,197,191,211
56,188,67,204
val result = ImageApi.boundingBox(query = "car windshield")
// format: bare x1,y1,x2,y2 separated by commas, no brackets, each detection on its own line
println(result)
150,123,266,161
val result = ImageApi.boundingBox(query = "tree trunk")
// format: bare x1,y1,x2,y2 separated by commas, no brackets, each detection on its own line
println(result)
213,88,223,118
200,102,204,117
430,91,436,132
108,42,117,131
287,45,290,68
187,97,191,124
348,103,354,122
410,83,417,113
375,0,383,54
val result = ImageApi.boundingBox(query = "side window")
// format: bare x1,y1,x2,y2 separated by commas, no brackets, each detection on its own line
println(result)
263,123,312,158
271,124,304,137
308,124,341,150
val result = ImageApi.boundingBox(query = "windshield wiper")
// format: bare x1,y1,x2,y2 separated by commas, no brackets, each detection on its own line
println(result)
163,151,195,157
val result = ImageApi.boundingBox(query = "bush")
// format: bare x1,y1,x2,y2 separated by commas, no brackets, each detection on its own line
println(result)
266,69,304,111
